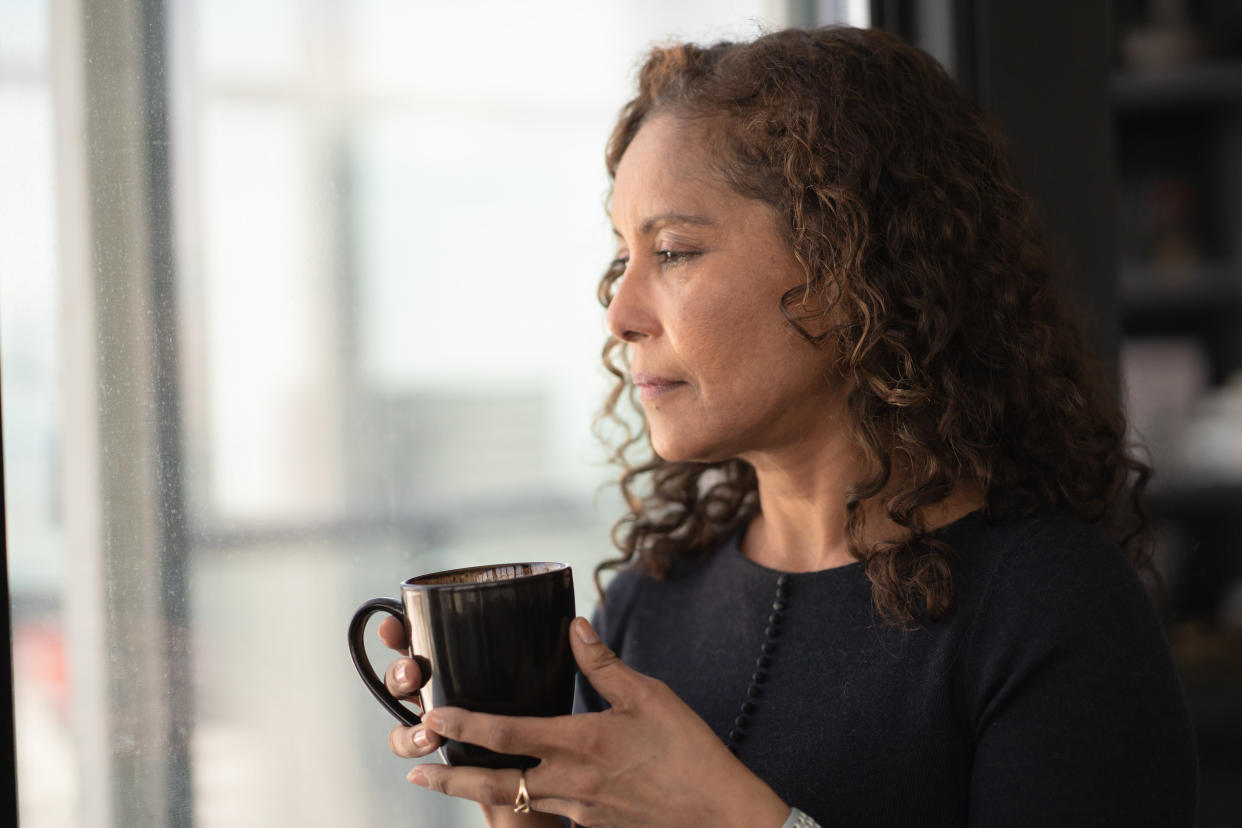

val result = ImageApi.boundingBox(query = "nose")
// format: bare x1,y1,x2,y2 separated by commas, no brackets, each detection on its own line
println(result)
605,266,660,343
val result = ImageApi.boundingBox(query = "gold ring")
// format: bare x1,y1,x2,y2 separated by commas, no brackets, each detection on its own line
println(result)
513,769,532,814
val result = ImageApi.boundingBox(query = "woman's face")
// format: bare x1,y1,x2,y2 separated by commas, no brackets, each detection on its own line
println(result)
607,114,848,465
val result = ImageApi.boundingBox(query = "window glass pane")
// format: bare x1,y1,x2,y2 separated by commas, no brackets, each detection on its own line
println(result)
198,100,330,521
348,109,609,499
195,0,302,84
5,2,796,826
0,84,60,592
0,0,48,67
345,0,630,102
0,8,72,824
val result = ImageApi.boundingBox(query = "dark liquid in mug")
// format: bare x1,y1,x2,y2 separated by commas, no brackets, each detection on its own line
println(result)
412,562,564,586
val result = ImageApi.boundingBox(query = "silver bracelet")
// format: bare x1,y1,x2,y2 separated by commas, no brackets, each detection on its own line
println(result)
779,807,822,828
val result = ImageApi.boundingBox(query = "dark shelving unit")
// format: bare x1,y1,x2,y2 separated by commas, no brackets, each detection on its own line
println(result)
1112,60,1242,110
1114,4,1242,825
1122,274,1242,330
1114,31,1242,576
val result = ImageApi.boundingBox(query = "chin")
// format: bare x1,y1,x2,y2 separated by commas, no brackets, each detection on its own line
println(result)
649,434,693,464
649,431,731,465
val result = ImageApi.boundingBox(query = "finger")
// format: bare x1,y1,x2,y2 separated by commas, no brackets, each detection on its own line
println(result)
388,724,442,759
408,764,528,809
384,657,424,698
423,707,571,759
378,615,409,652
527,797,585,824
569,617,644,710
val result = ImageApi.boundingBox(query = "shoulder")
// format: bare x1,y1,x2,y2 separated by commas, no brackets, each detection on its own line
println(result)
947,511,1198,823
949,509,1180,722
949,509,1149,627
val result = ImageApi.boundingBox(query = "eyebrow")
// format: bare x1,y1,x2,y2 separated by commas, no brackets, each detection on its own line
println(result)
611,212,717,237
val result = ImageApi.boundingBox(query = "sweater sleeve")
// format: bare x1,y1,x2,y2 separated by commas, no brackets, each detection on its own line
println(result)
959,520,1198,827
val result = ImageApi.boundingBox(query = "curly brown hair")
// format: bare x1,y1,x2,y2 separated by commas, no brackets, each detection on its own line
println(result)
594,25,1152,627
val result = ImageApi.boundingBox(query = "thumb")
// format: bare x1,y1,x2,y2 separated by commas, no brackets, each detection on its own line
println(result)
570,617,640,708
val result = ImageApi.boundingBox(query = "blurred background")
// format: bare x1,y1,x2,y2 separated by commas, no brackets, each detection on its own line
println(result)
1113,1,1242,822
1,0,1239,826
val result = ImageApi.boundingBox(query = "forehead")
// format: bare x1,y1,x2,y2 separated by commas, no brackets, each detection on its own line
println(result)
610,115,732,218
616,115,710,176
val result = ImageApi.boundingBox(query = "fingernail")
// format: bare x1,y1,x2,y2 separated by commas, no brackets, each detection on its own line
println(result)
574,617,599,644
412,727,429,748
423,712,444,732
395,661,410,685
407,766,427,786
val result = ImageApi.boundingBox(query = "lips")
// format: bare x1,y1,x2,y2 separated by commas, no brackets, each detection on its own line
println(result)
632,372,688,401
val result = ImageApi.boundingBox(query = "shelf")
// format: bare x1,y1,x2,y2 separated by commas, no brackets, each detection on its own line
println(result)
1113,60,1242,111
1120,268,1242,335
1148,480,1242,523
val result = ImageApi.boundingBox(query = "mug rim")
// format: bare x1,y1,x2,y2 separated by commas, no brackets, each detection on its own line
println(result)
400,561,570,590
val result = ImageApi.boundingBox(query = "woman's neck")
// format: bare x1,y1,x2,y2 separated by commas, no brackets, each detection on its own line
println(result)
738,442,983,573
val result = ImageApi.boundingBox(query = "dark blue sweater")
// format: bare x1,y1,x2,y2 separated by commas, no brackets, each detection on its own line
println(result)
576,510,1197,826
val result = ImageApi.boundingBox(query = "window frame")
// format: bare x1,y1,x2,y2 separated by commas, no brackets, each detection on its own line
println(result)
2,399,17,828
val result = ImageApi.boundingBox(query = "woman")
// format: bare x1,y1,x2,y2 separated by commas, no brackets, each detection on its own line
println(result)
378,26,1198,827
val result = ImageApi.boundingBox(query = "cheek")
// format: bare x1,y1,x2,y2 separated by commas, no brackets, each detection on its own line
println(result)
675,301,758,374
668,255,801,381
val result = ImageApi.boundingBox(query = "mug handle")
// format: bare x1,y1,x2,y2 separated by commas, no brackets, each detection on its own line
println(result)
347,597,422,727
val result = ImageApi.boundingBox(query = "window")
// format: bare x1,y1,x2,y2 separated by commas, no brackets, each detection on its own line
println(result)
2,2,870,826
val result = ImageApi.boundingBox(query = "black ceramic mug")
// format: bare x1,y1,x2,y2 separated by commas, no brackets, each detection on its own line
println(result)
347,562,576,769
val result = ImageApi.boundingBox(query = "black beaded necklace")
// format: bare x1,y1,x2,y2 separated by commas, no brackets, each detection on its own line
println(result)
726,573,790,753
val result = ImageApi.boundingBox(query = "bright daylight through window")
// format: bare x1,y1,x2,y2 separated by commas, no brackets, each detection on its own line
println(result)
0,2,870,826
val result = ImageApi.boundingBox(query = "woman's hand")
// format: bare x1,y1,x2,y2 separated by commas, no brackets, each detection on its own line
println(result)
377,614,446,760
397,617,790,828
379,618,553,827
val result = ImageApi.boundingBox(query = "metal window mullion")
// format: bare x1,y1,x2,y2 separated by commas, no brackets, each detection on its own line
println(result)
53,0,192,826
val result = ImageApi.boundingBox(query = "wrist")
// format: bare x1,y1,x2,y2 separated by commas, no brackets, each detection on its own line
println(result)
711,772,790,828
778,807,823,828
